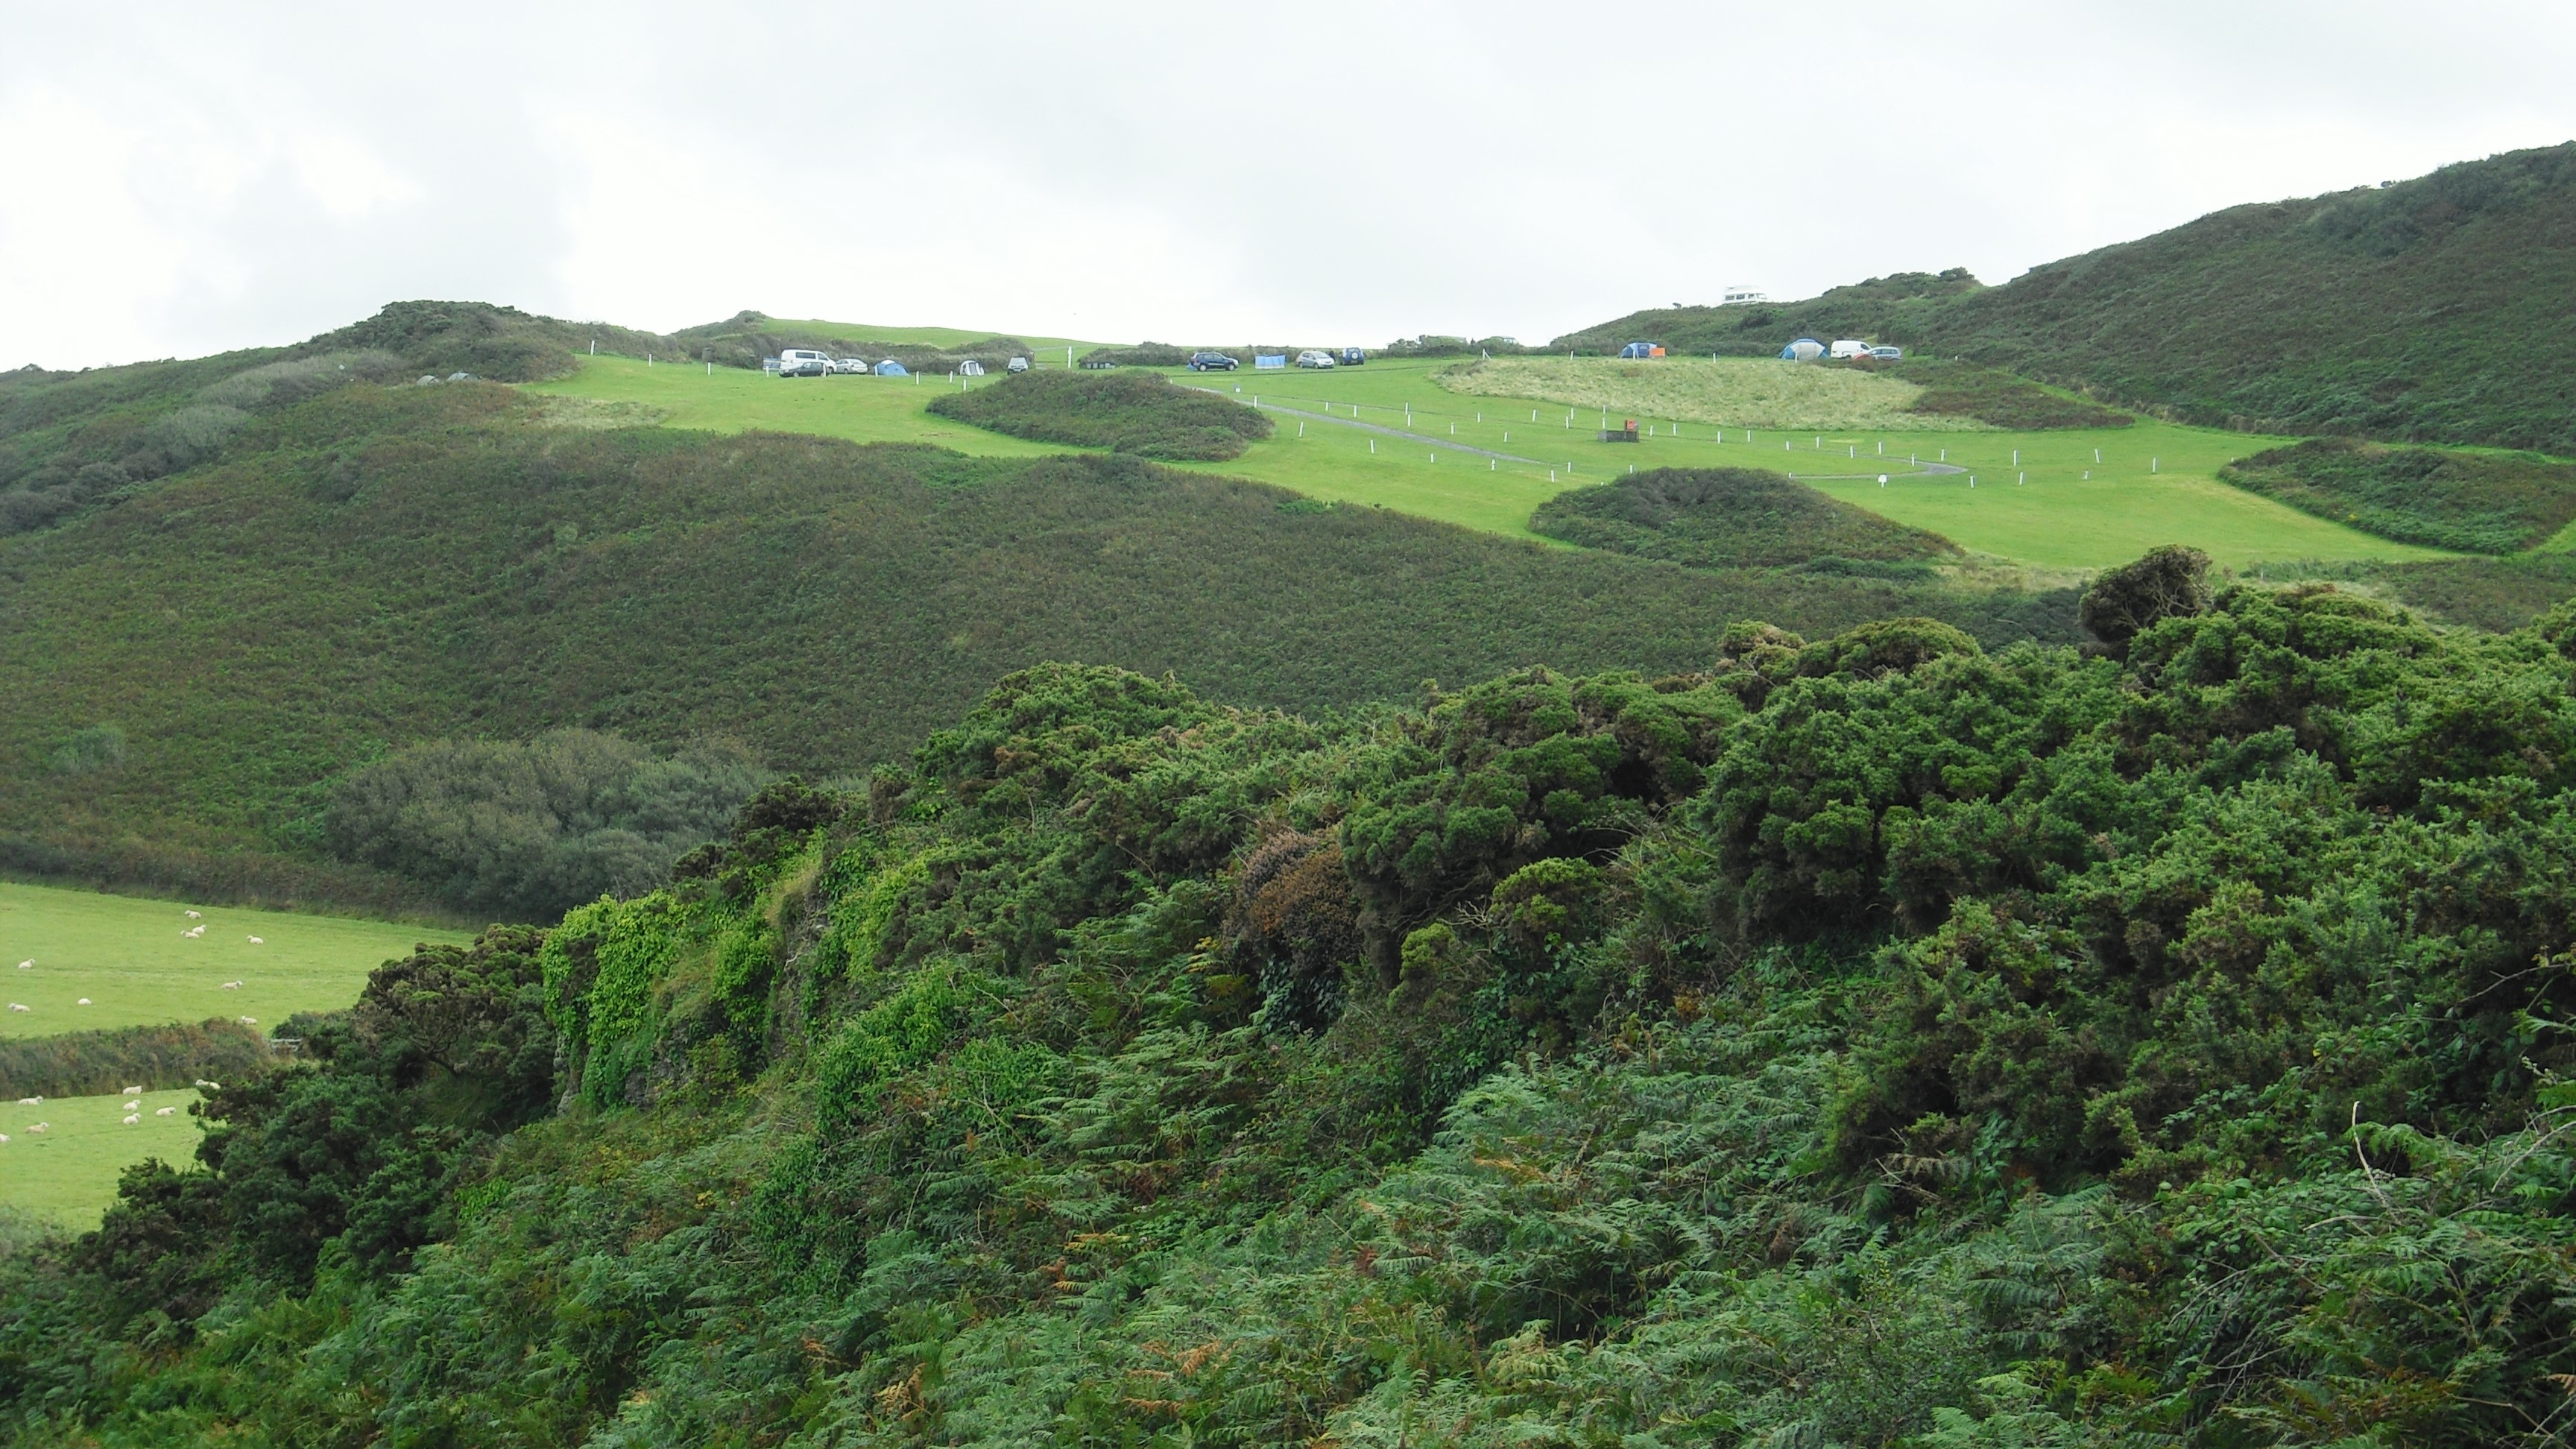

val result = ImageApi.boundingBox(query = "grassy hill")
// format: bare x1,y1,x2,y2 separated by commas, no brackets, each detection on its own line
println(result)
2218,437,2576,552
1562,142,2576,452
13,587,2576,1442
925,369,1275,459
0,373,2082,909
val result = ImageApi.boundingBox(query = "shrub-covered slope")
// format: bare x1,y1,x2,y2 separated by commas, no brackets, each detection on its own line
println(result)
2219,435,2576,552
0,376,2078,909
926,369,1276,459
1564,142,2576,452
1530,467,1960,570
13,582,2576,1445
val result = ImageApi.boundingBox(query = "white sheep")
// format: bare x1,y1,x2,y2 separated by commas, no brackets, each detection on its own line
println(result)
1,1134,9,1143
184,909,201,918
239,1016,257,1026
183,926,205,938
76,997,91,1006
13,959,28,969
247,935,263,944
121,1085,142,1095
122,1114,139,1125
192,1079,213,1088
7,1004,25,1012
14,1096,39,1106
155,1106,176,1117
26,1123,45,1134
121,1100,139,1111
221,980,242,990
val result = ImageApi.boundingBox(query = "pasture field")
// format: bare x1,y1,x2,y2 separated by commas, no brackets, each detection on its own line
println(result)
745,318,1110,356
0,1086,206,1225
0,880,462,1040
1436,355,1993,432
535,354,2452,569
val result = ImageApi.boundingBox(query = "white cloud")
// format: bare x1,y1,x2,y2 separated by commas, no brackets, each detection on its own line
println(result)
2,0,2572,367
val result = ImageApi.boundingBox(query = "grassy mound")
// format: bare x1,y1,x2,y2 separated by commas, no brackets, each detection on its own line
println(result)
1531,467,1960,570
2217,436,2576,552
926,370,1275,459
1435,356,1991,432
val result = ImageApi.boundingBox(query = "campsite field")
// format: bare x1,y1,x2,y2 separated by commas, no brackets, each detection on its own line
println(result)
0,1086,207,1225
534,354,2452,570
0,880,461,1040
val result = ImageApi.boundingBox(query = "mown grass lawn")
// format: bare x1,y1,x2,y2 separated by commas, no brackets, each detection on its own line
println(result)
0,880,461,1040
534,353,2454,570
0,1086,209,1225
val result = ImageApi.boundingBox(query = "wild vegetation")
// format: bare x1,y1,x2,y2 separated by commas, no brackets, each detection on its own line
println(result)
926,369,1277,460
10,564,2576,1442
1562,143,2576,452
668,310,1047,376
2218,435,2576,552
1530,467,1960,571
0,373,2081,909
1895,358,2135,430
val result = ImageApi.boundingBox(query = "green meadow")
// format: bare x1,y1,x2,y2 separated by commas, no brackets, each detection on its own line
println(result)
538,353,2452,569
0,1086,207,1225
0,880,463,1039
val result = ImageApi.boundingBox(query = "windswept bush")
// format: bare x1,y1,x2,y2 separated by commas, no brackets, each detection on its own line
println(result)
324,730,765,922
926,368,1275,459
1531,466,1960,569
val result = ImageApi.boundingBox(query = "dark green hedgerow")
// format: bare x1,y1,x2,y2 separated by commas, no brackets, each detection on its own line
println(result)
15,584,2576,1445
0,1020,274,1100
926,368,1276,460
2220,435,2576,553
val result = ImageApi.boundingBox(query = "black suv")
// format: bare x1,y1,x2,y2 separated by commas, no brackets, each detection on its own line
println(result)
1187,351,1238,372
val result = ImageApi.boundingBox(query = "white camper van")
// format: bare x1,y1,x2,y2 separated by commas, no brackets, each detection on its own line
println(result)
1828,340,1872,360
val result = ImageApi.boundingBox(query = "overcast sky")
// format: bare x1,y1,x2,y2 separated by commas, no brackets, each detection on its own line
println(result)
4,2,2572,369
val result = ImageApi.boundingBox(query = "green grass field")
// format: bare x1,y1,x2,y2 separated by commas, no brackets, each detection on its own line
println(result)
534,354,2454,570
1,1086,206,1225
0,880,463,1040
1436,356,1994,432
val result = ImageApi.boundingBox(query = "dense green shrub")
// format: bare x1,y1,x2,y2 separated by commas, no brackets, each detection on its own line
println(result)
0,1018,272,1099
1895,359,2134,429
2077,542,2212,650
1530,466,1960,568
2220,435,2576,552
926,368,1276,459
324,729,764,921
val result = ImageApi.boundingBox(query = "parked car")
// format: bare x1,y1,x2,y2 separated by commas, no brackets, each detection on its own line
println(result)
831,357,869,374
1295,350,1337,369
1338,348,1367,367
777,349,831,377
1828,339,1872,360
1869,345,1904,361
1189,351,1238,372
1006,356,1030,373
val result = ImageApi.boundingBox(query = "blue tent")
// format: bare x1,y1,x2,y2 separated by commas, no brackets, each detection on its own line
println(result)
873,359,909,376
1779,338,1825,362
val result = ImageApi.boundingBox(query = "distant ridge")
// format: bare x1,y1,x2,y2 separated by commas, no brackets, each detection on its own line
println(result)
1562,142,2576,452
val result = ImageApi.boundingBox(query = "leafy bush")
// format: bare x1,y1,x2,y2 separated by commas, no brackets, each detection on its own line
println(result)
2220,435,2576,552
2077,542,2211,650
46,723,124,777
324,730,763,921
926,369,1276,459
1531,466,1960,567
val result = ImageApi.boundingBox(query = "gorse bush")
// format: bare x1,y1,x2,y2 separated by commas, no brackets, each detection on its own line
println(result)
14,577,2576,1444
926,368,1276,459
1530,466,1960,568
2219,435,2576,552
324,729,765,922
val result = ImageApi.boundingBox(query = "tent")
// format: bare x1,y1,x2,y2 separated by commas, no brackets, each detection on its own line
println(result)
1778,338,1825,362
874,359,909,376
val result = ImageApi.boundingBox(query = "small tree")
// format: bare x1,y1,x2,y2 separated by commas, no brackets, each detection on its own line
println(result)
2079,544,2211,654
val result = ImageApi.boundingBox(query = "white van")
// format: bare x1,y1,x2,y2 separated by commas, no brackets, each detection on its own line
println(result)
1828,340,1872,360
777,349,831,378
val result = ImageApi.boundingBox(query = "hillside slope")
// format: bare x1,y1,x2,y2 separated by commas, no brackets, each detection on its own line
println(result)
0,377,2077,907
13,586,2576,1444
1562,142,2576,452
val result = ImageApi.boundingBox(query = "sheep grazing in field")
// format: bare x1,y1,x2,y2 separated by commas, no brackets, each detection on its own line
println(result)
75,997,90,1006
122,1114,139,1125
184,910,201,918
193,1079,214,1088
0,1134,9,1143
182,925,205,938
121,1100,139,1111
27,1123,46,1134
121,1085,141,1095
13,960,28,969
239,1016,257,1026
221,980,242,990
247,935,263,944
155,1106,175,1117
6,1003,25,1012
14,1096,39,1106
